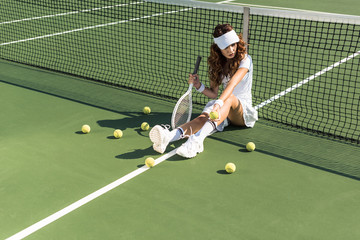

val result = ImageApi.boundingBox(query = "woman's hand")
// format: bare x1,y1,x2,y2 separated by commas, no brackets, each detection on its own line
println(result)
212,103,220,113
188,73,200,89
210,103,221,122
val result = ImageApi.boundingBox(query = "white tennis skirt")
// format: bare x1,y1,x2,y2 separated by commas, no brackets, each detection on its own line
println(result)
202,97,258,131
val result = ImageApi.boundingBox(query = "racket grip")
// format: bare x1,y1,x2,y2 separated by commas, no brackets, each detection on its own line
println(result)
192,56,202,74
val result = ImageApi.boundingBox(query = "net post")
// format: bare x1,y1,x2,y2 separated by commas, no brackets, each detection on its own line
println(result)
242,7,250,52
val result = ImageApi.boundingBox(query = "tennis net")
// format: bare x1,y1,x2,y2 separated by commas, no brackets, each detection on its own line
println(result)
1,0,360,143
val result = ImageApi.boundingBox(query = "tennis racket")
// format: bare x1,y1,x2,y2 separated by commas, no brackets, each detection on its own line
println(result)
171,56,202,129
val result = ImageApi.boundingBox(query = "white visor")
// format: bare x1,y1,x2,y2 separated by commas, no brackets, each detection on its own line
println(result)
213,30,240,50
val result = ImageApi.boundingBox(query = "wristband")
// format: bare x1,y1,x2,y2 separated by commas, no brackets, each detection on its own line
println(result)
215,99,224,108
196,82,205,92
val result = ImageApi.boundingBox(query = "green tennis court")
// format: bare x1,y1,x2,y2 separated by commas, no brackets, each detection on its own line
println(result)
1,1,360,239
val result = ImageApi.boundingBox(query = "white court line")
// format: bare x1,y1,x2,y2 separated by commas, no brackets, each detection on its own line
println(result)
4,5,194,239
0,7,193,47
6,149,177,240
255,50,360,110
4,2,359,238
216,0,235,4
0,2,144,25
218,1,336,14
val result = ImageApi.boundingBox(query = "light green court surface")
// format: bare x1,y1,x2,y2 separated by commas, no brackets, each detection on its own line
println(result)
1,60,360,239
204,0,360,16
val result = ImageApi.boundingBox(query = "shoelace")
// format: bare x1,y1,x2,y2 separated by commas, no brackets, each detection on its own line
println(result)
160,124,171,130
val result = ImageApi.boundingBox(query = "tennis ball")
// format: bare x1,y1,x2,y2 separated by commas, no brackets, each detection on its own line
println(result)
209,111,219,120
141,122,150,131
113,129,123,138
225,163,236,174
246,142,256,152
145,157,155,168
143,106,151,115
81,124,91,134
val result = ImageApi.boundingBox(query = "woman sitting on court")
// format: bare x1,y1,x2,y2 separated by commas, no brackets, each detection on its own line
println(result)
150,23,258,158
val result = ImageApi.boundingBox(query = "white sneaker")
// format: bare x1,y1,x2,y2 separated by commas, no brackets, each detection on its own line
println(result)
149,125,172,154
176,135,204,158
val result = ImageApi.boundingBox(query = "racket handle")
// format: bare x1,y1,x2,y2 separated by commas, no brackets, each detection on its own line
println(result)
192,56,202,74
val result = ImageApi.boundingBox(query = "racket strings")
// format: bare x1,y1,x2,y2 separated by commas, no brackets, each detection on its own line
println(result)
173,94,191,128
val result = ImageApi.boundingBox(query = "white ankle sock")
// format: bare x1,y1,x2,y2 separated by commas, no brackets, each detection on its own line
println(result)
195,121,217,142
169,127,183,143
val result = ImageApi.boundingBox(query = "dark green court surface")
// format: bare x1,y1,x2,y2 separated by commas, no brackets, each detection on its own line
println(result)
1,60,359,240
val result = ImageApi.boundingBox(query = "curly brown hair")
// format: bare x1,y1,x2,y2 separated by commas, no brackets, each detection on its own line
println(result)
207,24,247,87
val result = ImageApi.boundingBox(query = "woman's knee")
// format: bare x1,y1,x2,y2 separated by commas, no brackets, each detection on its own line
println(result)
227,95,240,110
197,113,209,122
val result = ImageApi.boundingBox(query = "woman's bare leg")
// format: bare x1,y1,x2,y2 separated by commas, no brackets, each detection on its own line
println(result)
179,113,209,136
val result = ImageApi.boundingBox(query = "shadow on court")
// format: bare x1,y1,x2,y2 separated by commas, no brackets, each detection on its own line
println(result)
216,170,229,174
115,146,155,160
210,124,360,181
97,112,171,132
2,60,359,181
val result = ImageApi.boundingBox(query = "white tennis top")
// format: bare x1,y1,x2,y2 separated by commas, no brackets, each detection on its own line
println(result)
222,54,258,127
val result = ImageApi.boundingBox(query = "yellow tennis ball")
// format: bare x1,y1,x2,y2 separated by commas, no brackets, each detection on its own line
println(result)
113,129,123,138
209,111,219,120
81,124,91,134
141,122,150,131
225,163,236,174
246,142,256,152
145,157,155,168
143,106,151,115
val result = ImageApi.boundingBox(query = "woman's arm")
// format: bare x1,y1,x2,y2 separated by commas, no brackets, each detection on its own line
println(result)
219,67,248,102
211,67,248,113
189,74,219,99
